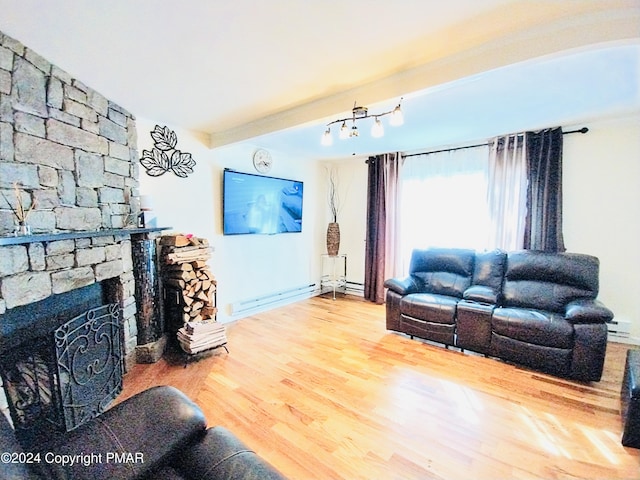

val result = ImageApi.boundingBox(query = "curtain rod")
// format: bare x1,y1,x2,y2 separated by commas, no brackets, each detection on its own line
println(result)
402,127,588,158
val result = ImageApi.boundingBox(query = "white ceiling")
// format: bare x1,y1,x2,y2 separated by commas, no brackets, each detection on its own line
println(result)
262,42,640,159
0,0,639,160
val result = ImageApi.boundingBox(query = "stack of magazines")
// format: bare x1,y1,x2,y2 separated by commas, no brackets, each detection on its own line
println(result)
177,320,227,354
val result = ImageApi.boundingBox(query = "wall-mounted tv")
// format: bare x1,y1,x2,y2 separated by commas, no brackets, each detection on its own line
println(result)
223,169,304,235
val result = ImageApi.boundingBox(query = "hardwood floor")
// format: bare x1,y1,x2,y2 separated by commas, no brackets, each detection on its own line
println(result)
120,295,639,479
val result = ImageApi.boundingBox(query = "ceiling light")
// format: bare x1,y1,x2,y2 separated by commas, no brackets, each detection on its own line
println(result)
321,98,404,145
371,117,384,138
321,128,333,146
339,121,349,140
390,104,404,126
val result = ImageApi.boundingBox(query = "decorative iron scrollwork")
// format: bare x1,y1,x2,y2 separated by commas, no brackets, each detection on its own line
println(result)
140,125,196,178
54,303,123,431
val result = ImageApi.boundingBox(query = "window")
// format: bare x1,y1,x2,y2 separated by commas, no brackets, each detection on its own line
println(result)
398,146,490,270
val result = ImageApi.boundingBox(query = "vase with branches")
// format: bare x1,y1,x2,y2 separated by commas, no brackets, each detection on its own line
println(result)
1,182,36,236
326,167,341,256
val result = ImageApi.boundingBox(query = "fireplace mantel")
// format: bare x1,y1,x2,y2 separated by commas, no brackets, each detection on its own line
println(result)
0,227,171,247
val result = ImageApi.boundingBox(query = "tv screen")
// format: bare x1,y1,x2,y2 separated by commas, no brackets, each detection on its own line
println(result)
223,169,304,235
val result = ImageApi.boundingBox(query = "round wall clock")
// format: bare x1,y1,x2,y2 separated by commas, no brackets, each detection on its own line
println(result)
253,148,273,173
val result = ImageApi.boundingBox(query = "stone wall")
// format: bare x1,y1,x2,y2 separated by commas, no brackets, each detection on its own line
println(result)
0,29,142,367
0,30,139,235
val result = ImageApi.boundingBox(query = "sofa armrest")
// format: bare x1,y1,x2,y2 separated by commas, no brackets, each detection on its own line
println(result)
175,426,287,480
462,285,499,304
384,276,420,295
565,298,614,324
32,386,207,480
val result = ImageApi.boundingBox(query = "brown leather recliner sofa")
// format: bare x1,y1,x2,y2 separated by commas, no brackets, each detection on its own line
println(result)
384,248,614,381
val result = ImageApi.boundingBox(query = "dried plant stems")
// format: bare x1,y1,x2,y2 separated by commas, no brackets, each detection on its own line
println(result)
1,182,36,224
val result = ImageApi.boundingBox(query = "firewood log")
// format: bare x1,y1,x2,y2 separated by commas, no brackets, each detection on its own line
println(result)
160,235,191,247
191,301,204,311
167,263,193,271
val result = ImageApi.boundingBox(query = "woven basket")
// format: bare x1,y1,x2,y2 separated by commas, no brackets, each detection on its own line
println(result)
326,222,340,256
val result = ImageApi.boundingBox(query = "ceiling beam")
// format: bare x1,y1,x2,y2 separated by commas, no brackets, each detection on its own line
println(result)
209,3,640,149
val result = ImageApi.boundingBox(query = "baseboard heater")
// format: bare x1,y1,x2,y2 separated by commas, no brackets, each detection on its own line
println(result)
346,281,364,296
607,319,631,340
230,283,317,316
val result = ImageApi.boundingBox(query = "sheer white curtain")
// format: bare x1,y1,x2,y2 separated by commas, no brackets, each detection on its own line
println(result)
486,134,528,251
384,154,403,280
398,146,490,273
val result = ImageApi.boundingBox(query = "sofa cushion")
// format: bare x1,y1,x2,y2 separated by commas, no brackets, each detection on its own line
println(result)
142,466,186,480
463,249,506,303
409,248,475,298
492,307,574,349
176,426,286,480
463,285,498,304
491,333,572,377
502,251,600,312
400,293,458,324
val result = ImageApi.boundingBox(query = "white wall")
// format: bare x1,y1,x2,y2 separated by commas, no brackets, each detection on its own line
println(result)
563,114,640,342
321,158,369,288
137,114,640,342
137,118,324,323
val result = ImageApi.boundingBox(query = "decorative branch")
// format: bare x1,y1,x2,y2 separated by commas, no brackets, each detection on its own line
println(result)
327,166,340,223
140,125,196,178
1,183,36,224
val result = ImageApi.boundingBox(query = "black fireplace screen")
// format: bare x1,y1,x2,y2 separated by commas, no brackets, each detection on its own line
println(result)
0,302,123,439
55,303,123,431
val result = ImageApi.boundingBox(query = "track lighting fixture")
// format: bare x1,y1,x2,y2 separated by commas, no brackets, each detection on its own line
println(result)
321,99,404,145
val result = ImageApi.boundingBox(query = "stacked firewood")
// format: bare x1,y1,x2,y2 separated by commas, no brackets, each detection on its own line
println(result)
160,234,227,355
160,234,217,323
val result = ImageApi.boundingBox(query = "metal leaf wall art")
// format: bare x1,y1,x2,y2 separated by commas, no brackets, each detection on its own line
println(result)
140,125,196,178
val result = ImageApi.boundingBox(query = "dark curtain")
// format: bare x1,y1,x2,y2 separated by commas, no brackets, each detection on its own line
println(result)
523,127,565,252
364,155,387,303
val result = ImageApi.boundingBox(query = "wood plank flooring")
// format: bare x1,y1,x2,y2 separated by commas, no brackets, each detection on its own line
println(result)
120,295,639,479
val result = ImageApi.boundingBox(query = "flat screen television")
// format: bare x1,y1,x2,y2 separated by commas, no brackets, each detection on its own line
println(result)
222,169,304,235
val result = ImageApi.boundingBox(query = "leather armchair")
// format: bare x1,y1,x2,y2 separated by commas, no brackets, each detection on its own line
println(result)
0,386,287,480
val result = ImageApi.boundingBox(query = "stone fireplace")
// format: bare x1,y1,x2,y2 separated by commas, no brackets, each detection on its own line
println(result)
1,232,141,366
0,27,144,354
0,228,165,438
0,30,164,428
